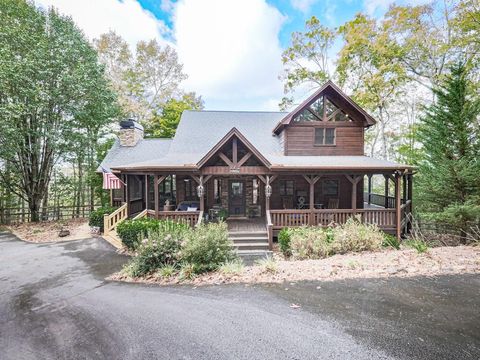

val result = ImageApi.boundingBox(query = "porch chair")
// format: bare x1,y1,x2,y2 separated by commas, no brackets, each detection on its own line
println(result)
327,198,339,209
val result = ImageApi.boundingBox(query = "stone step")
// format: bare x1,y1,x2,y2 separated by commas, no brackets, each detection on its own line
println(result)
229,236,269,244
237,250,273,264
233,242,270,251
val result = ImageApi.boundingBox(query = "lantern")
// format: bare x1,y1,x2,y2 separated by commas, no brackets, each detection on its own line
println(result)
197,184,204,198
265,184,272,198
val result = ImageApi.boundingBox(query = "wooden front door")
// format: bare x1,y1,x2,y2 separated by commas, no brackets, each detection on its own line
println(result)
228,180,245,216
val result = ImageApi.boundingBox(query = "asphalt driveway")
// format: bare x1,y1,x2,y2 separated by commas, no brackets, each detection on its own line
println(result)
0,231,479,360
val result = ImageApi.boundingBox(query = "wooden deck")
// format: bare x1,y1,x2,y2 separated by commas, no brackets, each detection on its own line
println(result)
227,217,266,232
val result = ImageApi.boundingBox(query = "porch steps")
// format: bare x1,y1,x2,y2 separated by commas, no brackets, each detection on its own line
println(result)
102,230,123,249
228,230,271,261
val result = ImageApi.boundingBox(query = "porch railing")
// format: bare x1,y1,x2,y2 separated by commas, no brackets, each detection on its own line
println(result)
270,208,397,231
103,203,128,236
266,210,273,250
364,192,396,208
146,210,200,227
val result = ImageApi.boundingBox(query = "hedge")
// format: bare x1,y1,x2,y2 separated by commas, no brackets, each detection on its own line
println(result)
88,206,116,232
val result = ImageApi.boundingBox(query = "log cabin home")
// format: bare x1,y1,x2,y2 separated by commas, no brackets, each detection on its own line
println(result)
100,81,413,252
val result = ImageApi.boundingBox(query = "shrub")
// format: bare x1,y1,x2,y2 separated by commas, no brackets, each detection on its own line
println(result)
157,264,177,278
383,234,401,250
278,228,292,256
179,263,196,280
290,226,331,259
127,227,187,277
182,222,236,273
255,256,278,274
219,259,244,275
406,239,429,253
89,206,116,232
331,218,384,254
117,217,161,249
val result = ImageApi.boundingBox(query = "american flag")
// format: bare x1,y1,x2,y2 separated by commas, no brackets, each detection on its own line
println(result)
101,167,124,189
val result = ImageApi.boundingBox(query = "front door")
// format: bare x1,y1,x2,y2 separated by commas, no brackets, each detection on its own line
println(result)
228,180,245,216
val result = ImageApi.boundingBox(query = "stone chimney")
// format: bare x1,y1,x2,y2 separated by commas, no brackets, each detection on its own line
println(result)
118,119,144,147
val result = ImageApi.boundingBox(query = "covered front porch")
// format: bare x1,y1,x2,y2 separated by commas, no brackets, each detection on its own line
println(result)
111,170,413,249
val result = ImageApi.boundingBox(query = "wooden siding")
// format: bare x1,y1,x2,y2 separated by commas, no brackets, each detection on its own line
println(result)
285,124,364,156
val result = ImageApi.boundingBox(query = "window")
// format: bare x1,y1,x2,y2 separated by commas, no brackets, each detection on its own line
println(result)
129,175,142,201
315,128,335,145
291,95,353,123
279,180,294,196
184,179,196,200
293,109,317,122
322,180,338,196
252,178,259,204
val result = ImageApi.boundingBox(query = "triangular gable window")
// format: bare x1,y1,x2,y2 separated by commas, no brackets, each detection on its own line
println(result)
293,95,352,123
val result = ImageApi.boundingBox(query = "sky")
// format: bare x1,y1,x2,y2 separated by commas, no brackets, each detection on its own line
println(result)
34,0,427,111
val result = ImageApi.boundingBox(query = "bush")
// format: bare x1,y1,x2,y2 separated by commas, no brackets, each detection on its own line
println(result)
219,259,244,275
182,222,236,273
89,206,116,232
406,239,429,253
255,256,278,274
127,227,187,277
278,228,292,256
157,264,177,278
383,234,401,250
331,218,384,254
117,217,161,249
285,217,384,260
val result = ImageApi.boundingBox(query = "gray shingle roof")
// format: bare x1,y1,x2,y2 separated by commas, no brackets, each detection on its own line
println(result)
99,138,172,172
104,110,411,171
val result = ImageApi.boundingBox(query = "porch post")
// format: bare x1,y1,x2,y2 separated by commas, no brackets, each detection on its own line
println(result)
395,174,402,240
109,189,113,207
407,173,413,233
345,175,362,212
384,175,389,208
144,175,149,210
367,174,372,204
125,175,130,216
154,175,159,218
402,173,407,205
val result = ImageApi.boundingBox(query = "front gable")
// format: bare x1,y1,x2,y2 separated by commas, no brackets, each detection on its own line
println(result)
197,127,271,174
273,81,374,156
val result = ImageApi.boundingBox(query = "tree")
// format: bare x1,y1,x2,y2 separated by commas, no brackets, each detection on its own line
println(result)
0,0,118,221
145,93,204,138
416,63,480,240
337,13,406,159
279,16,335,109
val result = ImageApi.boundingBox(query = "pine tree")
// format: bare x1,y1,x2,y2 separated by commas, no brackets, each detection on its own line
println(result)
416,63,480,240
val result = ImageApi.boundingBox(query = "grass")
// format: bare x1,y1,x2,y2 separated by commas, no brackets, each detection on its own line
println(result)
382,234,401,250
219,260,245,275
406,239,429,253
157,264,177,278
255,256,278,274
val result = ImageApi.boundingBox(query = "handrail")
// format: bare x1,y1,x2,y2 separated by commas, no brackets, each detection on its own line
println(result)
103,203,128,235
133,209,148,220
266,210,273,250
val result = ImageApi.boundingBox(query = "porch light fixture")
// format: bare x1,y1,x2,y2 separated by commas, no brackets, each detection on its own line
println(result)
197,184,204,198
265,184,272,198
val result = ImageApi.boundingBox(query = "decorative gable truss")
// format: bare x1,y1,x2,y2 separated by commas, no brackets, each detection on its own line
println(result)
197,127,271,175
273,80,376,134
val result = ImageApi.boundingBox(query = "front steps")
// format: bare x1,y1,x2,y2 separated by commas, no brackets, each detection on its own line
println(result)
229,230,272,261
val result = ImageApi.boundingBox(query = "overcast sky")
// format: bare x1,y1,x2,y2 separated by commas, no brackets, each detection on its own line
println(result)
35,0,428,111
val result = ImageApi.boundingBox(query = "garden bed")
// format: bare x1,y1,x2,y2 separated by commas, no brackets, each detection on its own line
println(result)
7,218,95,243
109,245,480,286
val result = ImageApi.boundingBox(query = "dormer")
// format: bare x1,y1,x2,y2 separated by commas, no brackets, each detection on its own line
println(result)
273,81,375,156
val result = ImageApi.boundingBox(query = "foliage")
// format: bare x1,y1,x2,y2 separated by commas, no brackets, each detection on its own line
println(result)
219,259,245,275
416,63,480,241
405,239,429,254
179,263,196,281
278,228,292,256
127,227,186,277
280,16,335,109
217,208,228,221
383,234,401,250
157,264,177,278
182,222,236,274
146,93,204,138
255,257,278,274
0,1,119,221
286,218,384,260
88,206,116,232
116,217,161,249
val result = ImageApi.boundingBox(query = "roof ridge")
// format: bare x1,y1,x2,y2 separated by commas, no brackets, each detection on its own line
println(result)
184,110,288,114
